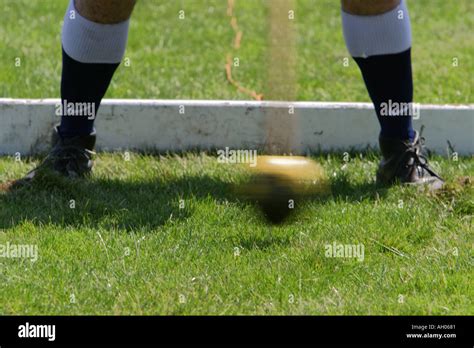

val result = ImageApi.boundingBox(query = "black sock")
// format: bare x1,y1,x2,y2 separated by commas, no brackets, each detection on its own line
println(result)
58,48,120,138
354,49,415,142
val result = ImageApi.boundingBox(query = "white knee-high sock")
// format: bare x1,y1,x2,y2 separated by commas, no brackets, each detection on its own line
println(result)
341,0,411,58
62,0,130,64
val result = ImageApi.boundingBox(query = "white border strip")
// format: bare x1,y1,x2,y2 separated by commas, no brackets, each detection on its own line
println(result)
2,98,473,109
0,99,472,155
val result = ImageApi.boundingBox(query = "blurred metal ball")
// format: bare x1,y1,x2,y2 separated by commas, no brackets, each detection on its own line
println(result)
238,156,330,224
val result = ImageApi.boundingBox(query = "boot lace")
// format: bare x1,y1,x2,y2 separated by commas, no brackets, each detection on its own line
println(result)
404,126,443,180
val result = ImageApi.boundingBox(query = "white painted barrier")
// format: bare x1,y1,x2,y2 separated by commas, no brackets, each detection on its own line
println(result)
0,98,472,155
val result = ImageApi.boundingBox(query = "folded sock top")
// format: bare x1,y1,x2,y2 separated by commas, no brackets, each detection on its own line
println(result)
341,0,411,58
62,0,130,64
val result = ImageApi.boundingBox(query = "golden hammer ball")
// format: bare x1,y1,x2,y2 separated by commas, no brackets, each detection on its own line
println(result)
238,156,330,224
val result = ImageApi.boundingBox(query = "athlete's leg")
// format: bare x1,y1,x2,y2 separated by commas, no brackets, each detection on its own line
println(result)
75,0,137,24
342,0,413,141
342,0,400,16
16,0,136,183
341,0,443,189
59,0,136,138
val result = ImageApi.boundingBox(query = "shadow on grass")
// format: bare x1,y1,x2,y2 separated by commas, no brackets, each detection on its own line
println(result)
328,172,388,203
0,168,388,232
0,173,237,231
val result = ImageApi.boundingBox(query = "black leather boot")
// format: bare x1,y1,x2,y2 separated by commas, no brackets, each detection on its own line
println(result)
21,125,96,182
376,130,444,190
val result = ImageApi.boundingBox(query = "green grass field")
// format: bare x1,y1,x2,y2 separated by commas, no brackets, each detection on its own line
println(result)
0,0,473,102
0,154,473,315
0,0,473,315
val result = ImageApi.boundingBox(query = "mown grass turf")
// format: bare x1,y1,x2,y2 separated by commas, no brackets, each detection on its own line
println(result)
0,153,472,315
0,0,473,102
